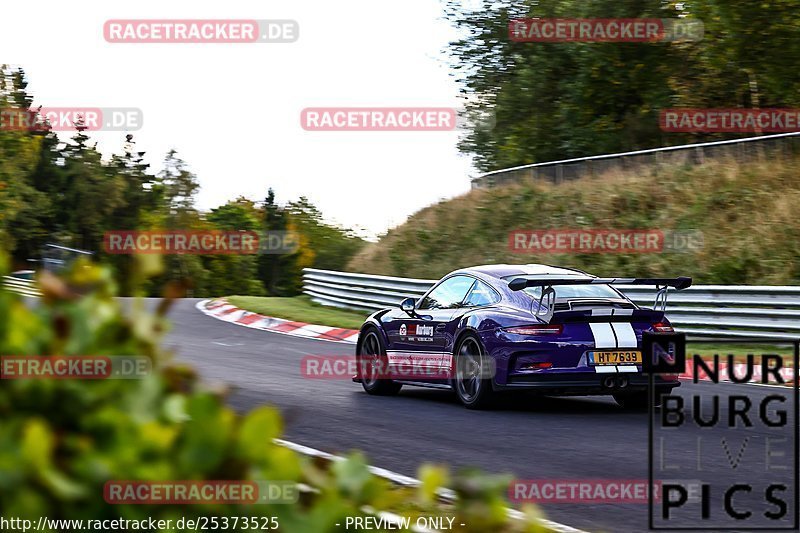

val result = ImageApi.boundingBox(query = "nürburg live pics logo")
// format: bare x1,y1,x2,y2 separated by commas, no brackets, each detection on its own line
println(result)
645,333,798,530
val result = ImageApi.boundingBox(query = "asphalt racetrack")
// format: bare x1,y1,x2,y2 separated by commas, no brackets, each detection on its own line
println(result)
161,298,798,533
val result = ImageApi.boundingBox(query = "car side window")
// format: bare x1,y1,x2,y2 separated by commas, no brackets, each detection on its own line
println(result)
418,276,475,310
464,280,499,307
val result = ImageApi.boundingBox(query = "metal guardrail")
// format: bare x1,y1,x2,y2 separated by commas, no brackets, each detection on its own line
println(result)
303,268,800,341
304,269,435,311
471,131,800,189
3,275,42,297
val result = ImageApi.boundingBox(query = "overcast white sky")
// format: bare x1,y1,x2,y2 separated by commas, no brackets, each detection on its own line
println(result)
4,0,477,238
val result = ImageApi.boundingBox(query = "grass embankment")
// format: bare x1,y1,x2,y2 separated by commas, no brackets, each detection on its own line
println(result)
226,295,369,329
347,157,800,284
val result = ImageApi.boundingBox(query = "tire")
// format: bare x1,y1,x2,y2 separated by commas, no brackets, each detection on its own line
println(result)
451,333,494,409
357,328,402,396
614,389,670,410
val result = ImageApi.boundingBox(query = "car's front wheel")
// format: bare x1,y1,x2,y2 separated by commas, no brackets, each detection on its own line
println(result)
357,328,402,396
452,334,494,409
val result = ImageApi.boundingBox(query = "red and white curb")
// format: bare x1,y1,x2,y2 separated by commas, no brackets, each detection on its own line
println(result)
196,299,360,344
680,361,795,388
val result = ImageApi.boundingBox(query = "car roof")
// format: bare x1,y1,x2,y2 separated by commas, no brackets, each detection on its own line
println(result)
451,263,593,281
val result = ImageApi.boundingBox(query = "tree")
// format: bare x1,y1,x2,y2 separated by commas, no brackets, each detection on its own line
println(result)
207,197,260,231
19,119,125,255
445,0,800,171
158,149,200,227
257,188,291,295
204,197,264,296
0,66,50,267
285,196,364,271
103,135,158,293
0,66,361,298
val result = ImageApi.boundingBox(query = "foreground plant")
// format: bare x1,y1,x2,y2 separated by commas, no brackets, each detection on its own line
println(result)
0,257,550,532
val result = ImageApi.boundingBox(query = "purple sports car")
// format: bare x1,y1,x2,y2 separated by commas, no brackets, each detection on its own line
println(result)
354,264,691,409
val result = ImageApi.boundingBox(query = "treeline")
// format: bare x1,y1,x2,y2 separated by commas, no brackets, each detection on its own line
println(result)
0,66,364,296
446,0,800,170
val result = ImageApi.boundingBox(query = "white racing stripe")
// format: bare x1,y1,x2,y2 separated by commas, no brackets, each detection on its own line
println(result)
589,323,617,348
611,322,638,348
594,366,617,373
590,321,642,373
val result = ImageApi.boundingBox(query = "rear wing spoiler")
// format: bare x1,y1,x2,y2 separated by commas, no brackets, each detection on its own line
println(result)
507,277,693,291
507,276,692,321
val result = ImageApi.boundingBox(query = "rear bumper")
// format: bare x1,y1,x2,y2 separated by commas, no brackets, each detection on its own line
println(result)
496,371,679,394
356,372,680,396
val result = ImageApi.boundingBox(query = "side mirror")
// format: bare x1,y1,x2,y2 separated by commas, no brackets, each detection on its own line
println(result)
400,297,416,315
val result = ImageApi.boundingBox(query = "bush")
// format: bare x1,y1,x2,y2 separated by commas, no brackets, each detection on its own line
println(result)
0,258,551,532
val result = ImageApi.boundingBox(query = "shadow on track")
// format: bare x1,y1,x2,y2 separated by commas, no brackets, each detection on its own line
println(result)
386,387,639,415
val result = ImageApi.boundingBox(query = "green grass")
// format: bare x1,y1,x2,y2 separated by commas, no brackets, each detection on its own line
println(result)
226,295,370,330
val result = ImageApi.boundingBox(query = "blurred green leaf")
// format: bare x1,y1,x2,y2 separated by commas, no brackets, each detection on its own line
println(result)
21,419,52,472
418,464,449,505
238,407,282,461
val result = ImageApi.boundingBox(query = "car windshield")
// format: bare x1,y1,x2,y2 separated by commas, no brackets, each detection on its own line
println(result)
523,284,622,300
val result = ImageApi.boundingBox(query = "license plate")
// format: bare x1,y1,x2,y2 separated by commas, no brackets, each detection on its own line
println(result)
589,350,642,365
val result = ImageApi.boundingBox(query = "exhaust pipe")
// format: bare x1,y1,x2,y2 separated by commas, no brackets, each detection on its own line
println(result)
602,376,629,389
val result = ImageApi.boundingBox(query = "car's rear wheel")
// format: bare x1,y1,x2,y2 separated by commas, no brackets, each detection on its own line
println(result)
358,329,402,396
452,334,494,409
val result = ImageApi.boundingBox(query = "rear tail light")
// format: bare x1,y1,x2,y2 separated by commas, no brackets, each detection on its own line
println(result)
504,325,563,335
520,362,553,370
652,322,674,333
